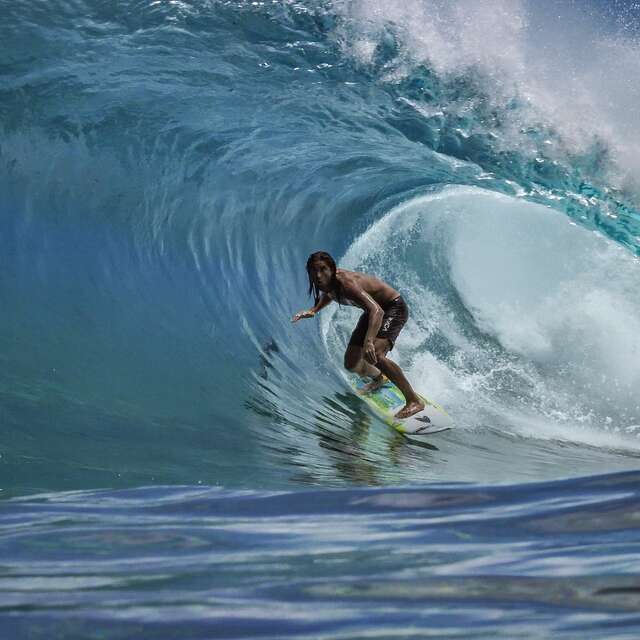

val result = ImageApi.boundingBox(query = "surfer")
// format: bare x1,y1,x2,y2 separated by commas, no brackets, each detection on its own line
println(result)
292,251,425,419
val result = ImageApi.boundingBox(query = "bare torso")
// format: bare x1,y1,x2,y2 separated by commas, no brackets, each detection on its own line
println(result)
329,269,400,311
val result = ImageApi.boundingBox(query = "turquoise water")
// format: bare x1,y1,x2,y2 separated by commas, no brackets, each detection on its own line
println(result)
2,0,640,636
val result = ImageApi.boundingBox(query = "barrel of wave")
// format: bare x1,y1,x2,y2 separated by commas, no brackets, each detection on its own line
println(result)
321,186,640,443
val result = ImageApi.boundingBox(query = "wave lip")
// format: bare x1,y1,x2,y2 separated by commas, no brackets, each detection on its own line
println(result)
336,0,640,202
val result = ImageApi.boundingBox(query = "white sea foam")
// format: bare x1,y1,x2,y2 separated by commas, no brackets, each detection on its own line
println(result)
333,0,640,198
321,186,640,450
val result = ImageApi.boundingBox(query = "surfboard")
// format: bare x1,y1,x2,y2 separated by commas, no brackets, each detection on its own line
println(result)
349,374,453,436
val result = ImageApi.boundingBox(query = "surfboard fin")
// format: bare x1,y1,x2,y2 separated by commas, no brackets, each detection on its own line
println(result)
414,425,452,436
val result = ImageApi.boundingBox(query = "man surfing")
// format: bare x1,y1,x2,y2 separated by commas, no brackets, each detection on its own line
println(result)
291,251,425,419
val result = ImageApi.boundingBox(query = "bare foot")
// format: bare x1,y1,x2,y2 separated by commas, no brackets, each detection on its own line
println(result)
395,399,425,419
358,374,388,395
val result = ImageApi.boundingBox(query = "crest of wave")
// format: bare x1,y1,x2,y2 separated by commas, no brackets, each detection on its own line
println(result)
333,0,640,199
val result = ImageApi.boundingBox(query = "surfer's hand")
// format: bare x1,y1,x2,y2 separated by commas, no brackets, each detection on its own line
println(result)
364,339,377,364
291,310,315,323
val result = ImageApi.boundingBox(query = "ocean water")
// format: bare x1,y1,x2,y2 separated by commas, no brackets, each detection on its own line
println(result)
2,0,640,637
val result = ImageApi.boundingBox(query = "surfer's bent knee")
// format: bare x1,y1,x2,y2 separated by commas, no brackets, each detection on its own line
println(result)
343,345,362,371
374,338,391,360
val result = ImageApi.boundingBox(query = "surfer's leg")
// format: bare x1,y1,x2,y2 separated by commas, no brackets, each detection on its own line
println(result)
344,344,381,378
344,314,381,379
372,297,423,418
372,338,425,419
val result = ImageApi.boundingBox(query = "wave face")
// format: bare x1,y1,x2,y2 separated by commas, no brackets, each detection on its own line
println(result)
2,0,640,495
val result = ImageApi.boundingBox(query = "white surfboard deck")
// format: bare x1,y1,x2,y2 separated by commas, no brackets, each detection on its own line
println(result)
349,374,453,436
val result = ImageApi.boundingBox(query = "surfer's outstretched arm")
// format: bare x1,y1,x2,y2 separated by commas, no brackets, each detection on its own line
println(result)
291,293,333,322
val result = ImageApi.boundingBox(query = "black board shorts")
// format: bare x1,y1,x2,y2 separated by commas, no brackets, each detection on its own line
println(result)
348,296,409,351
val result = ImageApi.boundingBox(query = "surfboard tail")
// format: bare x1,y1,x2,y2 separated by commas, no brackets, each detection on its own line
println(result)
349,375,453,436
393,395,453,434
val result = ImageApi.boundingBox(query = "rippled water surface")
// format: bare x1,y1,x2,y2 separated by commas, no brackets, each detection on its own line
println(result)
3,472,640,639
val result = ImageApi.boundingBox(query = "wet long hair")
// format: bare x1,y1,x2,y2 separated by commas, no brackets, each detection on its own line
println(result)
306,251,344,306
